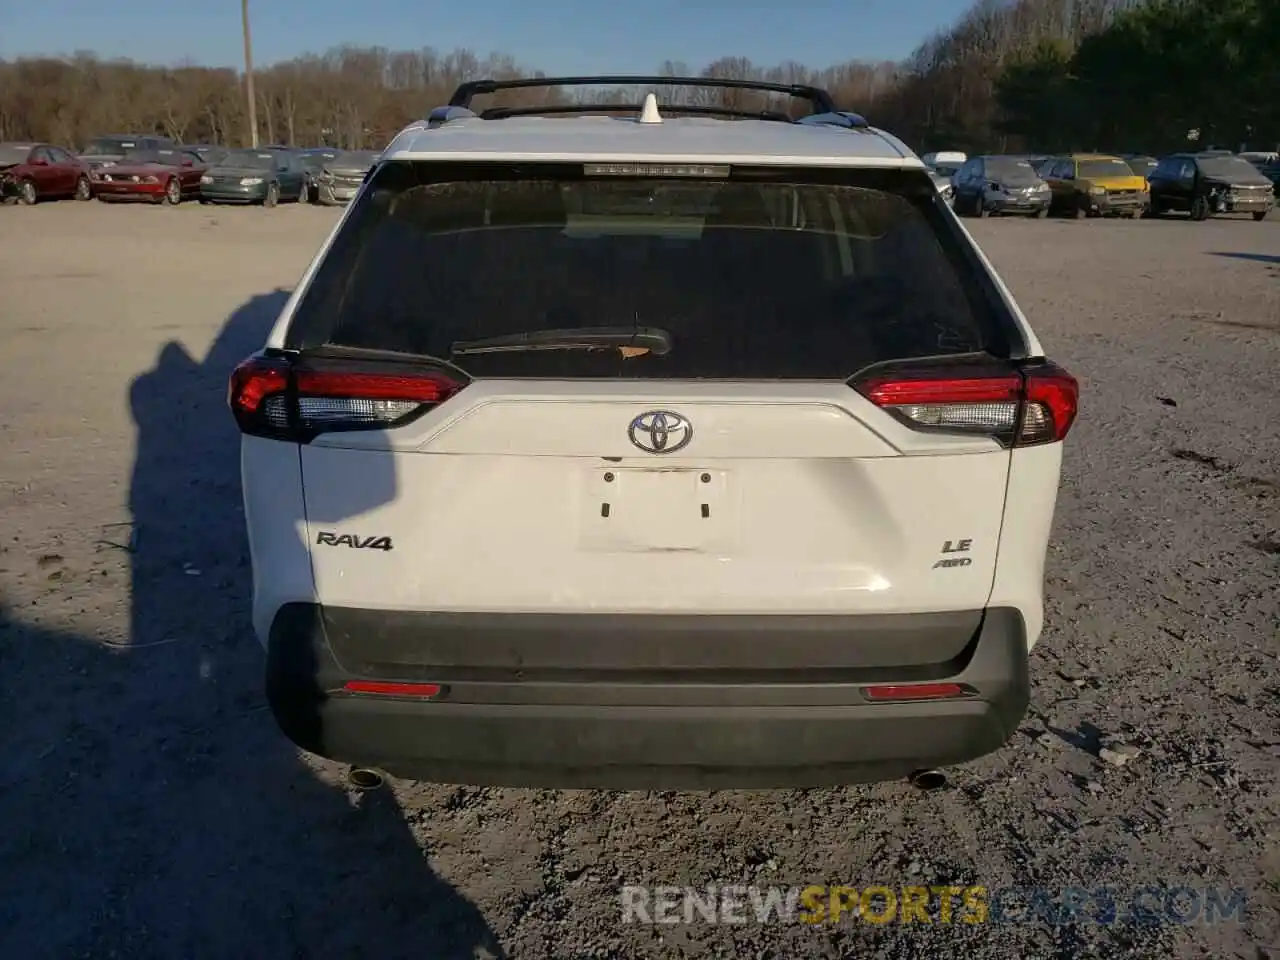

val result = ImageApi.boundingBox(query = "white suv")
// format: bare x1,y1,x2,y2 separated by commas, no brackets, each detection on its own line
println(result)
229,77,1079,790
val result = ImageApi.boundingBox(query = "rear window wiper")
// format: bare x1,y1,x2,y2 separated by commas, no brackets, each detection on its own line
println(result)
451,326,672,357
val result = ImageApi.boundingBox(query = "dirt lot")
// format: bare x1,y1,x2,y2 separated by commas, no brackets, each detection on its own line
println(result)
0,200,1277,960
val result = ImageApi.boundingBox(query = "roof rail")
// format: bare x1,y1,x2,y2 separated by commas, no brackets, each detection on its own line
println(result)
476,102,797,123
426,105,480,127
796,111,871,130
447,75,841,115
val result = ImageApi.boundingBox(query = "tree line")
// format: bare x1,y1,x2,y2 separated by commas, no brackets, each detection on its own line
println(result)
0,0,1274,156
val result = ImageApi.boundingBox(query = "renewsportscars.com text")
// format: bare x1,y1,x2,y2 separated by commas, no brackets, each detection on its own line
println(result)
620,884,1248,926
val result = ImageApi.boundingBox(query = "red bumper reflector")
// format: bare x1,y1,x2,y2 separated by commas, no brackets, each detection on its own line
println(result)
863,683,966,702
343,680,443,698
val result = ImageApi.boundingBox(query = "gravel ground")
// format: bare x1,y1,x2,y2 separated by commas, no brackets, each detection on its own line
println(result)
0,201,1276,960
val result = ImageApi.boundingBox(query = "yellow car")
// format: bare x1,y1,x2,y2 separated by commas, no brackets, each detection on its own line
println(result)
1040,154,1149,218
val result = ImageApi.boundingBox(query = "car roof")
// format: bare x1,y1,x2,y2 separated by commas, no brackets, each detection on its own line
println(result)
1070,153,1125,161
382,113,919,168
1165,152,1229,160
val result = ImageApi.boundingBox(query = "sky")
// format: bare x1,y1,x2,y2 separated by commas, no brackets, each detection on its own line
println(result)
0,0,974,73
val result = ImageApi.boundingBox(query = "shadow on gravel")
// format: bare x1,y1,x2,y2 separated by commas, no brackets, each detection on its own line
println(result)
1208,251,1280,264
0,290,503,959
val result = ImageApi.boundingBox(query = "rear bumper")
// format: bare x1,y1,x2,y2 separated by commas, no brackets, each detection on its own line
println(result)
265,604,1032,789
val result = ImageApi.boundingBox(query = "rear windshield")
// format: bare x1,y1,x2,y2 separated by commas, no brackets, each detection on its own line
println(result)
286,163,1013,378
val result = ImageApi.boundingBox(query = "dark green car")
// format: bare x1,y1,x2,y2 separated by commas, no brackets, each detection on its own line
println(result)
198,148,309,206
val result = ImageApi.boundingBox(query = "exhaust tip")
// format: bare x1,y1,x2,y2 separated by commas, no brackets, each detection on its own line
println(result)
348,766,385,791
908,768,947,791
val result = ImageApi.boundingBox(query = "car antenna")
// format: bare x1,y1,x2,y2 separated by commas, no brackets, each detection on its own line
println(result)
638,92,663,124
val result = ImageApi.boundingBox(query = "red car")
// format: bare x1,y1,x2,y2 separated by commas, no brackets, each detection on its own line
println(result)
0,142,93,204
93,147,206,204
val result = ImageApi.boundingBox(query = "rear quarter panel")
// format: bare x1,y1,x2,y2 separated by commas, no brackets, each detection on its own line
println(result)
242,436,315,644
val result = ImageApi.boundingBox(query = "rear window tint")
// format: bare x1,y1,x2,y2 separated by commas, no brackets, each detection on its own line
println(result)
287,162,1012,379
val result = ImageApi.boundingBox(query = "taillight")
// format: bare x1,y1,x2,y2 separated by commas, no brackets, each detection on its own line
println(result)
854,361,1078,446
228,355,468,441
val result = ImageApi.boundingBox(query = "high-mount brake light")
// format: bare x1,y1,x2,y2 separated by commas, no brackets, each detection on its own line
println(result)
228,356,468,442
854,362,1078,446
584,163,731,177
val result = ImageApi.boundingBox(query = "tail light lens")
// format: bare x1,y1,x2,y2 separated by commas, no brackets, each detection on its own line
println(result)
229,355,468,442
854,360,1078,447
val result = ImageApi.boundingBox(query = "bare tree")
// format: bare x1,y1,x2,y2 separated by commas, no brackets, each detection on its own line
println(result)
1,0,1270,156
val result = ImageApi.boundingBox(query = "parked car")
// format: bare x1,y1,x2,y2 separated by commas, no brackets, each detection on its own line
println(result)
952,155,1052,218
1148,152,1275,221
92,147,206,204
296,148,340,193
228,79,1079,790
310,149,380,205
79,134,176,171
198,148,310,206
922,150,966,174
0,142,92,204
1039,153,1148,218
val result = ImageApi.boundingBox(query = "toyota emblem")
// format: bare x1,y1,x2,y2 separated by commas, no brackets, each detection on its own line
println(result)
628,410,692,454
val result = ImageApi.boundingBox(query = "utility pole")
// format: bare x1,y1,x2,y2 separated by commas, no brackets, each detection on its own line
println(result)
241,0,258,147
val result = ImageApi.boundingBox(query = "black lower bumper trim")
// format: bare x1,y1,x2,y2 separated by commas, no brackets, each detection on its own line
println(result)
265,605,1032,789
